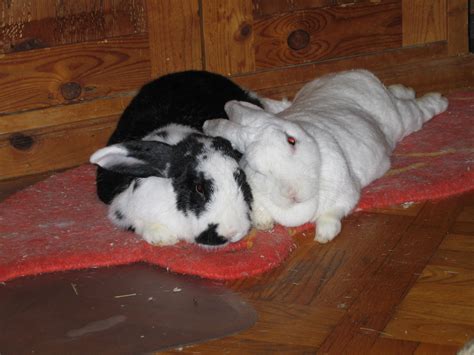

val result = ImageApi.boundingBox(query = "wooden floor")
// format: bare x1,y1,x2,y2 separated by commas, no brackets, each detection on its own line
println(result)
164,191,474,354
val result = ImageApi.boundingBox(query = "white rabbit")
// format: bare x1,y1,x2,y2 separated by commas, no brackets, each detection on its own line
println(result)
203,69,448,243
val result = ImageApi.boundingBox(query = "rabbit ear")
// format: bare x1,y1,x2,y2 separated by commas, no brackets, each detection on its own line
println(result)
259,97,292,114
203,119,253,152
90,140,175,177
224,100,270,127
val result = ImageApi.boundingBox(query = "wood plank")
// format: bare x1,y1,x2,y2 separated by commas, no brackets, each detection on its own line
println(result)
169,338,319,354
238,301,344,348
450,194,474,235
252,0,374,19
414,343,459,355
233,42,450,96
146,0,202,78
412,195,464,229
447,0,469,55
251,52,474,102
384,312,474,346
451,222,474,236
439,234,474,253
0,171,56,201
202,0,256,75
0,0,146,54
0,33,150,114
0,116,117,180
430,249,474,270
366,201,425,217
402,0,447,46
253,1,402,69
0,95,133,135
389,298,474,326
456,206,474,223
415,264,474,288
369,338,419,355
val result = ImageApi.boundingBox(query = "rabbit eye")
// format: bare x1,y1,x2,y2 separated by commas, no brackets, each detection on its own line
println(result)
287,136,296,145
195,184,204,194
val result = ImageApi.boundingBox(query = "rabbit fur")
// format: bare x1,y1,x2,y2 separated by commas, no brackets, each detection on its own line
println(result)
203,69,449,243
90,70,262,247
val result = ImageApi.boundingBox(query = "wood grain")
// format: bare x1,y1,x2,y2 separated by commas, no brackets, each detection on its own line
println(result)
0,95,133,135
0,116,117,180
0,33,150,114
237,301,344,347
202,0,256,75
253,1,402,69
368,338,420,355
402,0,447,46
252,0,374,19
0,0,146,54
146,0,202,78
447,0,469,55
234,43,473,100
414,343,460,355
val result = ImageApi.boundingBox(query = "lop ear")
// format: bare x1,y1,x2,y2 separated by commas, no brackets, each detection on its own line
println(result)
90,140,175,177
203,119,252,153
224,100,272,127
259,97,292,114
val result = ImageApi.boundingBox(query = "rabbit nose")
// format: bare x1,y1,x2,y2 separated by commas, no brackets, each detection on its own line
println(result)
286,187,300,203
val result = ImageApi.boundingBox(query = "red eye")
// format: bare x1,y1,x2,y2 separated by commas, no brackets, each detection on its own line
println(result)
287,136,296,145
195,184,204,194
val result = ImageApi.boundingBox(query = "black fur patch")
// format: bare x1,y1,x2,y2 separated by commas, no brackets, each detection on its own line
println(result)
211,137,242,161
132,178,142,192
173,170,214,217
233,169,253,209
114,210,124,220
178,134,206,157
126,225,135,232
195,224,227,246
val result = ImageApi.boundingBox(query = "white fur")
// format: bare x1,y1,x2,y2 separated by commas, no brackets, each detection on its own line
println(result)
203,69,448,243
143,123,198,144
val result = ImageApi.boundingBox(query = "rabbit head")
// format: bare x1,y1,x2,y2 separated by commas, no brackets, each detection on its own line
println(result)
90,133,253,247
203,100,321,207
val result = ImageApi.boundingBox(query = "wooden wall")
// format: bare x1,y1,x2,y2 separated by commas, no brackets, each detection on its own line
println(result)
0,0,472,181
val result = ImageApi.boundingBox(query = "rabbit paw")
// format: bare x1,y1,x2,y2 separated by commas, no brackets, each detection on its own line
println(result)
251,206,275,230
142,224,178,246
315,215,341,243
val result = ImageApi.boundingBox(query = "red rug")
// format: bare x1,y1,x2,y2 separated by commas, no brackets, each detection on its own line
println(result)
1,92,473,282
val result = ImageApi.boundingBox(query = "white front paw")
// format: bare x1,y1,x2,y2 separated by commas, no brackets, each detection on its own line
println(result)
251,206,275,230
142,224,178,246
315,215,342,243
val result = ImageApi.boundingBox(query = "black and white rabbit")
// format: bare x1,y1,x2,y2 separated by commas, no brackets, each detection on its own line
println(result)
90,70,262,247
